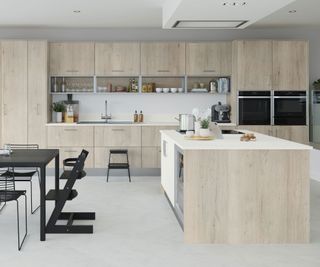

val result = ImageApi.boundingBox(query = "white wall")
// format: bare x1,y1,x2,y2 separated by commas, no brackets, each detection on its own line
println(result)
2,26,320,121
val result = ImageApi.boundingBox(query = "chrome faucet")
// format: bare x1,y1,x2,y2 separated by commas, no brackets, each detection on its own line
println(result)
101,100,112,122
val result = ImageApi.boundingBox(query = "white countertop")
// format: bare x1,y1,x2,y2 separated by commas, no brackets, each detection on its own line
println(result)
161,130,312,150
46,122,237,127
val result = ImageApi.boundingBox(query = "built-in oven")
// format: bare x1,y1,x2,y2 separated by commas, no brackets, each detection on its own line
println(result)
238,91,271,125
273,91,307,125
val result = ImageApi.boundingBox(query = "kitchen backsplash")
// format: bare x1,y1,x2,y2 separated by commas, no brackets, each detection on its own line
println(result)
52,94,227,122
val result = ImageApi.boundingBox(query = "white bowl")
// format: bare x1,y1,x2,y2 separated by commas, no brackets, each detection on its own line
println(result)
163,88,170,93
178,88,184,93
186,131,194,137
170,88,177,93
155,88,163,93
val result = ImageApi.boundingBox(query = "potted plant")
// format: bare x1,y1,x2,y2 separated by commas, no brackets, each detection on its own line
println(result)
199,118,210,137
52,102,66,123
313,79,320,90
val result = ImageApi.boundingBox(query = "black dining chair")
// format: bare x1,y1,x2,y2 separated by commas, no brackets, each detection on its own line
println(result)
0,144,40,214
0,170,28,250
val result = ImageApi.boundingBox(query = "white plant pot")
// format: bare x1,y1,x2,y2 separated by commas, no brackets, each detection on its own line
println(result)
194,121,201,136
199,128,210,137
56,112,63,123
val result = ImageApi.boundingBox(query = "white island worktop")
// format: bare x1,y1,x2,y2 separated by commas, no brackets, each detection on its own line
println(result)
161,130,311,244
161,130,312,150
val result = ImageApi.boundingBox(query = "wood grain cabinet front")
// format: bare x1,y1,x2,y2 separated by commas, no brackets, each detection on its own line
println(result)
47,126,94,147
141,42,185,76
186,42,232,76
49,42,95,76
95,42,140,76
142,147,161,168
94,147,141,168
94,126,141,147
141,126,178,147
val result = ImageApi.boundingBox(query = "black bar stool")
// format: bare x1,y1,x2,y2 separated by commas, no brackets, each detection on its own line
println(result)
107,149,131,182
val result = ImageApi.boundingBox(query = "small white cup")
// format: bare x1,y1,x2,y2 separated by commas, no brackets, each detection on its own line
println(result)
186,131,194,137
170,88,177,93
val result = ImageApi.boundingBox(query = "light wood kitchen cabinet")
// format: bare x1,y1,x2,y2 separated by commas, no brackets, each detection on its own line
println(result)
141,42,185,76
237,125,272,136
94,126,141,147
48,146,94,168
94,147,141,168
95,42,140,76
49,42,95,76
27,41,48,148
186,42,232,76
1,40,28,144
273,41,308,90
272,126,309,144
141,126,178,147
47,126,94,147
142,147,161,168
233,40,273,90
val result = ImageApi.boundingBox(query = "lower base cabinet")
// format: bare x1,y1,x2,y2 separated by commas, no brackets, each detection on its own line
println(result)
142,147,161,168
48,146,94,168
94,147,142,168
238,125,309,144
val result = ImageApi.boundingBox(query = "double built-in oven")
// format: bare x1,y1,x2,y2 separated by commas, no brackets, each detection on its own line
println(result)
238,91,307,126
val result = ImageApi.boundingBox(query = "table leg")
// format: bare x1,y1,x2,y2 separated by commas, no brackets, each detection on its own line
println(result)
40,166,46,241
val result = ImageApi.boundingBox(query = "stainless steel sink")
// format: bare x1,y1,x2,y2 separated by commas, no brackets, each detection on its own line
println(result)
77,121,133,124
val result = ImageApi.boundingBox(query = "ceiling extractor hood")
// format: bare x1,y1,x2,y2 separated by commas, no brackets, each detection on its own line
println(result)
162,0,295,29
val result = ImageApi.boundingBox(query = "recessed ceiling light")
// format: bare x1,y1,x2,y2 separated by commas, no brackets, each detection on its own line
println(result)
288,10,297,13
223,2,247,6
73,10,81,13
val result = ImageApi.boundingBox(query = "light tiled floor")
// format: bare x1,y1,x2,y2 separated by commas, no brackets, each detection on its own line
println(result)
0,176,320,267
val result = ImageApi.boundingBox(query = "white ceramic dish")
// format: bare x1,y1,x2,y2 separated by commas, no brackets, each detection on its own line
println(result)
163,88,170,93
170,88,177,93
178,88,184,93
155,88,163,93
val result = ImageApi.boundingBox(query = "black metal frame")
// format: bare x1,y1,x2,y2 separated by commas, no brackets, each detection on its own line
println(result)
46,150,95,234
107,149,131,182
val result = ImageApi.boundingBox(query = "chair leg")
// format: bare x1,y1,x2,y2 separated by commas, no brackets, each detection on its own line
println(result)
128,168,131,183
30,175,40,214
106,168,110,182
16,195,28,251
0,201,6,213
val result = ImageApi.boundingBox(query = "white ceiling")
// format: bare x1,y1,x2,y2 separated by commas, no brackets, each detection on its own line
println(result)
0,0,319,29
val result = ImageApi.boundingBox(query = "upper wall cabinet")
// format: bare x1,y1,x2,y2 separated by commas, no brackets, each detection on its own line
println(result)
140,42,185,76
186,42,232,76
49,42,95,76
272,41,308,91
95,42,140,76
233,40,273,90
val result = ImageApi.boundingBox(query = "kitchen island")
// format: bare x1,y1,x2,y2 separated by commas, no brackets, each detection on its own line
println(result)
161,130,312,244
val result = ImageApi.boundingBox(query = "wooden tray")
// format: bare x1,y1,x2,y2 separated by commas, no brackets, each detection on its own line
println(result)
184,135,214,141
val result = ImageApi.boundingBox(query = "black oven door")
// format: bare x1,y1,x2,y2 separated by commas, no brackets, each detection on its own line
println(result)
273,97,306,125
238,96,271,125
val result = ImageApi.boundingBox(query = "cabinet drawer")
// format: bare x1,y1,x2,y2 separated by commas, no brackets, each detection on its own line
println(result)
142,147,161,168
94,147,141,168
47,126,94,147
142,126,177,147
48,146,94,168
94,126,141,147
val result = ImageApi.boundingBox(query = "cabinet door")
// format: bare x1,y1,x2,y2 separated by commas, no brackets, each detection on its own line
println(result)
273,41,308,90
142,126,178,147
28,41,48,148
141,42,185,76
186,42,232,76
49,42,94,76
2,40,28,144
237,126,272,136
234,40,273,90
47,126,94,147
95,126,141,147
142,147,161,168
272,126,309,144
95,42,140,76
94,147,141,168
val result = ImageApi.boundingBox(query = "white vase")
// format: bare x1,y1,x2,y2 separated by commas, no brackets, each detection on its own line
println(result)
194,121,201,136
56,112,62,123
199,128,210,137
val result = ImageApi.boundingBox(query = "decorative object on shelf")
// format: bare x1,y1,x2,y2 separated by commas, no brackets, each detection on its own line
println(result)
156,88,163,93
170,88,177,93
129,78,139,93
61,79,66,93
216,77,230,94
199,118,211,137
53,78,59,92
313,79,320,90
209,79,218,93
163,88,170,93
52,102,66,123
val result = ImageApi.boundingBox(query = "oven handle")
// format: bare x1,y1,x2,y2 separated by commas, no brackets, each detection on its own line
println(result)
238,96,271,99
273,96,306,99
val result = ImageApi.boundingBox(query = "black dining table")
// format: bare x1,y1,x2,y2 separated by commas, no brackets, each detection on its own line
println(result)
0,149,59,241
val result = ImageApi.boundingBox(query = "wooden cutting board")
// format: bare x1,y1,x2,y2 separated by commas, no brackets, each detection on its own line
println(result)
184,135,214,141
